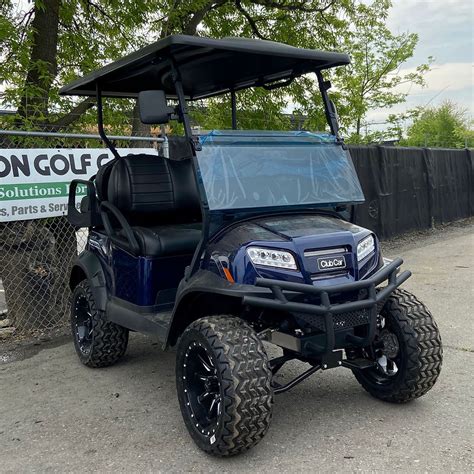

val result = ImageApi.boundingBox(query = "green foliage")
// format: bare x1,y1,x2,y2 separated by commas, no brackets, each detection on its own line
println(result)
400,102,473,148
1,1,155,133
332,0,430,141
191,88,292,131
0,0,427,141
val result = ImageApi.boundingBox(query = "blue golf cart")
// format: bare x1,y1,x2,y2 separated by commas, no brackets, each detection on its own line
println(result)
61,35,442,456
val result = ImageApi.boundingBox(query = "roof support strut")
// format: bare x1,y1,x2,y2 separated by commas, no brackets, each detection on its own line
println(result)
316,71,340,140
96,84,120,159
171,68,193,142
231,90,237,130
170,59,209,280
169,59,202,152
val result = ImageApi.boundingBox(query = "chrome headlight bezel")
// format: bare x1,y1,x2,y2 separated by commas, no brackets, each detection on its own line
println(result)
357,235,376,262
247,246,298,270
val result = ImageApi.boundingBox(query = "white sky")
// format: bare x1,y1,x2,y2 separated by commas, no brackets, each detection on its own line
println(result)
367,0,473,126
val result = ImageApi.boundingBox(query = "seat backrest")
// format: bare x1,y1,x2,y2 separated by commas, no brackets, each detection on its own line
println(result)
95,159,115,202
106,154,201,225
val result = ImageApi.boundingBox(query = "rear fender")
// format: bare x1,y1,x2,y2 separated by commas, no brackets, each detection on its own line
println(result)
69,250,108,312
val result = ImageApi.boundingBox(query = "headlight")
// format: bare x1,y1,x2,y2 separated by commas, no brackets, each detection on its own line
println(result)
357,235,375,262
247,247,297,270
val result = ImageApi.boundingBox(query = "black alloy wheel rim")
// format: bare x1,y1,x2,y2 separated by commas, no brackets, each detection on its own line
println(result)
73,292,93,355
182,341,222,437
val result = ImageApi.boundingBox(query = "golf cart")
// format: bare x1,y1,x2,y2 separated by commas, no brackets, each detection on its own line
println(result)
62,35,442,456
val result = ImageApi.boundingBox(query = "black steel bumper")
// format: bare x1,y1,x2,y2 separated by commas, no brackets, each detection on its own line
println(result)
243,258,411,355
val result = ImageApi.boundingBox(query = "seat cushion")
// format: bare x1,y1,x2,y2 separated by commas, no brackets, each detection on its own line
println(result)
119,223,201,257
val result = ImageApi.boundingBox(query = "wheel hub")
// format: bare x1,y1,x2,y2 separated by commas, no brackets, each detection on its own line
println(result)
203,376,218,393
73,293,93,354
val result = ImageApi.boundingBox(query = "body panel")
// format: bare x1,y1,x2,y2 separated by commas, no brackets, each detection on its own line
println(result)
206,213,381,287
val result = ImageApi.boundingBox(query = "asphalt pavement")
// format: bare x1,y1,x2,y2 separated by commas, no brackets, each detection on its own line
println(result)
0,222,472,473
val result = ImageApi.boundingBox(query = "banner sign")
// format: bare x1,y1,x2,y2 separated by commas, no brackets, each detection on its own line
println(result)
0,148,157,222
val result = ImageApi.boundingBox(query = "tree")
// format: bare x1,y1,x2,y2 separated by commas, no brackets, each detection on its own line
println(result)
1,0,345,135
193,0,430,139
1,1,427,140
401,101,473,148
330,0,430,141
1,0,155,138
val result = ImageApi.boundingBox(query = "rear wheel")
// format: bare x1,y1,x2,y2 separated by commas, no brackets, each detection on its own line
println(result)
71,280,128,367
352,289,442,403
176,316,273,456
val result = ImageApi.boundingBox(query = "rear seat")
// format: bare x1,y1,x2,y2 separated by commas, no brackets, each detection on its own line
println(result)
101,152,201,257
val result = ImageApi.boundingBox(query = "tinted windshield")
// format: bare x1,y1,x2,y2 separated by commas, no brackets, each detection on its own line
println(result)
196,131,365,211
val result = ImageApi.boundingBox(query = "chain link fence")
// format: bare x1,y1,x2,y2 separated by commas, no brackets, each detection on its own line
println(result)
0,127,159,338
0,219,87,334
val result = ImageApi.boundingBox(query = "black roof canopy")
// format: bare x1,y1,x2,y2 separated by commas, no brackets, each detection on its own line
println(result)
59,35,350,100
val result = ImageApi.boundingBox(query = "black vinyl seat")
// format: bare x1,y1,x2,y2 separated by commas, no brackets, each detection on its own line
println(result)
118,222,201,257
102,153,201,257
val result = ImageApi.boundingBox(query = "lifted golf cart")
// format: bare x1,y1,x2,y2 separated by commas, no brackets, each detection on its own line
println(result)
61,35,442,456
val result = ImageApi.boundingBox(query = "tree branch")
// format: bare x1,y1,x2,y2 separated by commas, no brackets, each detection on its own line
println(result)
250,0,335,13
159,0,181,38
84,0,134,46
319,10,338,47
47,97,95,130
235,0,268,40
16,7,35,29
364,38,411,95
183,0,229,35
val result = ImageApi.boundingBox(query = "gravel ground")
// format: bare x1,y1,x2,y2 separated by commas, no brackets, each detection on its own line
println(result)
0,221,472,473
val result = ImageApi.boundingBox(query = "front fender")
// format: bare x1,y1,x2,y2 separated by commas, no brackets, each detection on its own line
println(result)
164,270,272,347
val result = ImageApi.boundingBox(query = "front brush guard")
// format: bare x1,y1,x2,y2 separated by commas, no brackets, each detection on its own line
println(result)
244,258,411,354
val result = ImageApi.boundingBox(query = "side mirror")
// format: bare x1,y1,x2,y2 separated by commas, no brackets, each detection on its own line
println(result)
138,90,174,124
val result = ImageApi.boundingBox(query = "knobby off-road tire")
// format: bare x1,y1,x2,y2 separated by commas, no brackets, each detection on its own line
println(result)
70,280,128,368
353,289,442,403
176,316,274,456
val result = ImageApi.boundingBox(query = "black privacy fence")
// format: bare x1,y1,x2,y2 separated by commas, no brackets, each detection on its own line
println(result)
349,146,473,239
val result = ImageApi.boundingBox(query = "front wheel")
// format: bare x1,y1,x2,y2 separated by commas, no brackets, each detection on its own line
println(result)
176,316,273,456
352,289,442,403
